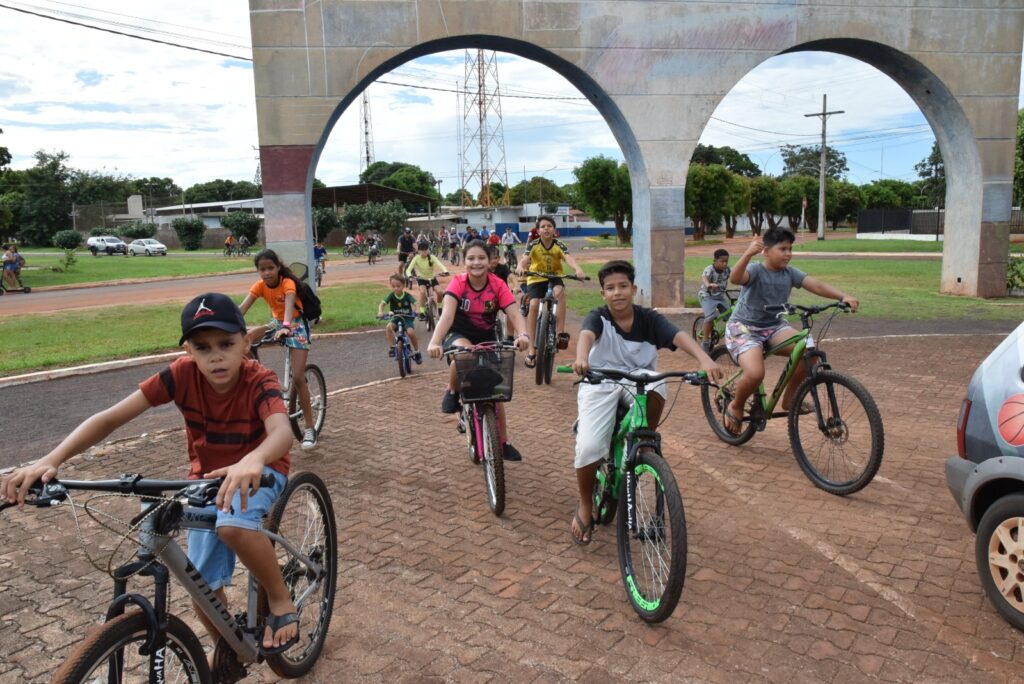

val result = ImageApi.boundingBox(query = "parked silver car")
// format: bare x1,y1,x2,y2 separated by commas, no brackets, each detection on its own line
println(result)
127,239,168,256
946,322,1024,630
86,235,128,256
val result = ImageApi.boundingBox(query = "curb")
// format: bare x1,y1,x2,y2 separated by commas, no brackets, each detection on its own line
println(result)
30,268,253,293
0,328,385,390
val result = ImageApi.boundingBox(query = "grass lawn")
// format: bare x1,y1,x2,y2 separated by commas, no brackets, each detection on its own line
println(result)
793,238,1024,254
18,253,252,288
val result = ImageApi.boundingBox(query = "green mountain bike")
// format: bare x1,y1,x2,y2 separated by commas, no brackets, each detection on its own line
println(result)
691,288,739,349
559,365,707,622
701,301,884,496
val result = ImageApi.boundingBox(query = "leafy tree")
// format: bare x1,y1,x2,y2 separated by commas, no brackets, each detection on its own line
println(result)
827,180,865,229
748,175,781,235
68,169,138,205
359,161,440,202
722,174,751,237
312,178,327,190
339,201,408,240
691,144,761,177
861,178,918,208
89,226,109,236
313,206,341,242
508,176,565,206
19,150,73,245
184,179,260,204
0,127,10,175
52,229,83,250
914,141,946,208
477,181,507,206
1015,109,1024,207
572,156,632,243
444,188,475,206
685,164,732,240
778,175,819,229
133,177,182,203
780,144,848,180
220,211,261,244
117,220,158,240
171,216,206,251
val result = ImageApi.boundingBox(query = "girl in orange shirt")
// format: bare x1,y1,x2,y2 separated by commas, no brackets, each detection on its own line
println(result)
239,249,318,450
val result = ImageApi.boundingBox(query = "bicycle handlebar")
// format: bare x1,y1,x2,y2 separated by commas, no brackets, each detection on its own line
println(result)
443,342,518,358
0,473,278,513
765,301,850,317
556,365,707,386
518,271,589,281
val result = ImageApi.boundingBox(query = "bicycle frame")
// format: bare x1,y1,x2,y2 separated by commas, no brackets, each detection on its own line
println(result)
598,390,663,531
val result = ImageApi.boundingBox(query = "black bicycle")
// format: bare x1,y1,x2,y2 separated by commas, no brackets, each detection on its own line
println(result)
520,271,588,385
1,472,337,683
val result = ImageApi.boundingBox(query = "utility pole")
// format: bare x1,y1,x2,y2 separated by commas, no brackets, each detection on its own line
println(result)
804,94,844,241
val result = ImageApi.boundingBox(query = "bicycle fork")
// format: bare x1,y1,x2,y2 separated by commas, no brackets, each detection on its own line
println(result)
621,431,661,537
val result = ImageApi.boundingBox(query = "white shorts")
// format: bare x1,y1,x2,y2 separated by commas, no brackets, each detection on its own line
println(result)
574,373,666,469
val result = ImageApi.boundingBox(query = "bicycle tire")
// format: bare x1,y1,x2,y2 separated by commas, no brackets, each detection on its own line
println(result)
788,370,884,496
691,315,706,343
543,304,556,385
259,472,338,679
480,405,505,516
700,346,757,446
426,298,437,333
52,611,210,684
534,305,550,386
396,338,407,378
616,448,687,623
463,405,478,464
592,456,618,526
289,365,327,441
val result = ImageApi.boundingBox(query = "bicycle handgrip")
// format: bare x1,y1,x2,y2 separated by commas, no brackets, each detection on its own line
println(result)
556,365,574,373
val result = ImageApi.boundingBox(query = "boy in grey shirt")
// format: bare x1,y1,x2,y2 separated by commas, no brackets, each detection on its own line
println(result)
697,248,732,351
721,228,859,435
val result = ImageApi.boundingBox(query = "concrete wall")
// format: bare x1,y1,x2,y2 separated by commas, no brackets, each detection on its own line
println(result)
249,0,1023,302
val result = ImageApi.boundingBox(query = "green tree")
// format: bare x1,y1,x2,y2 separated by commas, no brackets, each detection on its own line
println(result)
134,176,183,203
748,175,781,235
313,206,341,241
19,150,73,245
572,156,632,243
52,229,83,250
691,144,761,177
685,164,732,240
861,178,918,208
171,216,206,251
778,175,819,229
184,179,260,204
339,201,408,240
117,220,158,240
444,188,475,206
68,170,138,205
508,176,565,206
722,173,752,237
0,127,10,175
220,211,262,244
913,141,945,208
477,181,507,206
359,161,440,202
780,144,848,180
827,180,865,229
312,178,327,189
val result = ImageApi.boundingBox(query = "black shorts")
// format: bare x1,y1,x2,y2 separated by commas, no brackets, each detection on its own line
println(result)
415,277,439,289
526,278,564,301
444,329,494,351
398,251,412,263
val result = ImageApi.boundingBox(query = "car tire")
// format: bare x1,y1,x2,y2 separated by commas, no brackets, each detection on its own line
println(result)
145,250,151,256
975,492,1024,631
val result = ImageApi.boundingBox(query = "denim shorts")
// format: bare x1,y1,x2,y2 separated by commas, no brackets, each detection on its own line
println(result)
699,294,730,318
186,467,287,591
267,317,311,350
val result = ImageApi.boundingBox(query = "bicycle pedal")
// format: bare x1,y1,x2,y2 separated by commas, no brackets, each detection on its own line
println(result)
212,638,248,683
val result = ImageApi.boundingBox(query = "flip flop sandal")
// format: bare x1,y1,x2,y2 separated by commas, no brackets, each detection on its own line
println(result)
557,332,571,350
796,401,815,415
524,353,537,369
723,408,744,436
259,611,300,657
571,506,595,546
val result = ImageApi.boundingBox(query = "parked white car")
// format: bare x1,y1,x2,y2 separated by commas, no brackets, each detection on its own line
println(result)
86,236,128,256
127,239,168,256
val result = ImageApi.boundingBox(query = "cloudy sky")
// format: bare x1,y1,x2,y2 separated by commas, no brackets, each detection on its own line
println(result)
0,0,1020,196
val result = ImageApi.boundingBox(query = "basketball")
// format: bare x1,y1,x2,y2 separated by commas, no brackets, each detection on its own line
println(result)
998,394,1024,447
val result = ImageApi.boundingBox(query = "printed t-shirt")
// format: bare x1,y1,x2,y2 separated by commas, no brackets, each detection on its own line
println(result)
249,277,303,322
699,264,732,299
523,238,571,285
445,272,515,339
383,291,417,324
581,305,679,372
730,262,806,328
139,356,290,480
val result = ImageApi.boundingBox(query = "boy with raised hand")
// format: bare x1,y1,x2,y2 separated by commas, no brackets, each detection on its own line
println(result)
721,228,859,435
570,260,720,545
0,293,301,656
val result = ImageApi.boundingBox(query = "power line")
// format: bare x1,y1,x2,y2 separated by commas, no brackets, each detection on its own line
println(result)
0,2,252,60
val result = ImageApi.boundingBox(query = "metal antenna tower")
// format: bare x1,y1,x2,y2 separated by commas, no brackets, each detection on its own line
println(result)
359,89,375,174
460,49,509,208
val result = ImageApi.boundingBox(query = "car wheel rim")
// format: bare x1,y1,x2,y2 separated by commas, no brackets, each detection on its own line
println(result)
988,517,1024,612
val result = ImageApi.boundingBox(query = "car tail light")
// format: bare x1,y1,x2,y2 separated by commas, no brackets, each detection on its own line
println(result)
956,398,972,458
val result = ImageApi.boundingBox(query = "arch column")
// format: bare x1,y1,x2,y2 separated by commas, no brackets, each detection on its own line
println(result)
260,145,316,273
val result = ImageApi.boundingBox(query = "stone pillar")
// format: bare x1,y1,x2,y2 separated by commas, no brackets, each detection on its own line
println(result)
260,145,315,281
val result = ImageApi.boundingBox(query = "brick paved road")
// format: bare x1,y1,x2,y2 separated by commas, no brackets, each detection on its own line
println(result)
1,332,1022,682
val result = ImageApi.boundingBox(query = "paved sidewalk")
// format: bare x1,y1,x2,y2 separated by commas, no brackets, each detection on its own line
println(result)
1,333,1022,682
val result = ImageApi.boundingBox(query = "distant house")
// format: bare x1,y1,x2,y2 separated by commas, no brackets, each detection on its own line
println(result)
152,198,263,229
449,202,618,239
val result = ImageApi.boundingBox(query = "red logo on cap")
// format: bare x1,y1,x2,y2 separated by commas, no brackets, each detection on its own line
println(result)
193,298,215,320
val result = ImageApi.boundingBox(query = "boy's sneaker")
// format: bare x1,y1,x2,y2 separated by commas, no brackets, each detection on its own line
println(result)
301,428,317,450
502,443,523,461
441,390,461,414
388,348,396,358
413,351,423,364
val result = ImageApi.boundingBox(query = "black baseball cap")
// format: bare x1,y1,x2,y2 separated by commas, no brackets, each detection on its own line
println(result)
179,292,247,345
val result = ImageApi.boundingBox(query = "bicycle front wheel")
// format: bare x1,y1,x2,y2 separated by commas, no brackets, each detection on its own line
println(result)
259,472,339,678
534,305,550,386
290,365,327,441
616,448,687,623
691,315,706,343
53,612,210,684
480,405,506,516
701,346,757,445
426,298,437,332
542,304,556,385
396,338,408,379
788,370,884,496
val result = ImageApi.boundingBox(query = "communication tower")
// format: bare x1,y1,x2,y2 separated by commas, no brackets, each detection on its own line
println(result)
359,89,375,174
460,49,509,207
